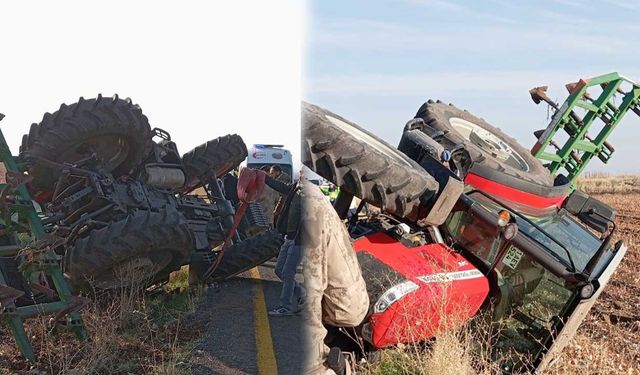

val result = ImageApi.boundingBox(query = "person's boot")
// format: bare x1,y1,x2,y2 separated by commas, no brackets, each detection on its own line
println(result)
327,347,347,375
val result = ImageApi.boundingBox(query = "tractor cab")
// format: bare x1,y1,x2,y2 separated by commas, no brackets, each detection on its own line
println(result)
344,184,625,373
444,190,626,372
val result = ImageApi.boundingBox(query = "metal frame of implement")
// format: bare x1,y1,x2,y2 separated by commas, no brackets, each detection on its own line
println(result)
0,117,87,362
530,72,640,186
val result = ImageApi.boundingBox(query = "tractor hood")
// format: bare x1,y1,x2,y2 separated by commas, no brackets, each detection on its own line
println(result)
355,232,489,348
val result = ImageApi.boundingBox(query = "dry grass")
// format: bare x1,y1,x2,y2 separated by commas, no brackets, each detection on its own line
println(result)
576,174,640,194
361,307,521,375
0,267,203,375
364,331,476,375
359,268,508,375
363,322,507,375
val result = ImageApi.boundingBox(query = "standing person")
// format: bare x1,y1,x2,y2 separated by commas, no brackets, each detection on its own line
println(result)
271,165,292,222
260,172,306,316
301,180,369,374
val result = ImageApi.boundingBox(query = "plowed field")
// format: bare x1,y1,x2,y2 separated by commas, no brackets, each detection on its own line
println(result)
550,192,640,374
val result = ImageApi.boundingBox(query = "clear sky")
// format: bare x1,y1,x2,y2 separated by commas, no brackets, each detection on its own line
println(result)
0,1,301,168
304,0,640,173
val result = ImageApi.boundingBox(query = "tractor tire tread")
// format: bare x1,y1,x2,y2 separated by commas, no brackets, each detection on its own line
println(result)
21,95,153,191
302,102,439,220
65,209,194,290
208,230,284,281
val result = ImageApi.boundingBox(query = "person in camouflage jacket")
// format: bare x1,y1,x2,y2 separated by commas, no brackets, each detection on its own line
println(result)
301,180,369,374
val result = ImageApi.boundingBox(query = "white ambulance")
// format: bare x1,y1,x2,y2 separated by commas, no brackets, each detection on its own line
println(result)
246,144,294,183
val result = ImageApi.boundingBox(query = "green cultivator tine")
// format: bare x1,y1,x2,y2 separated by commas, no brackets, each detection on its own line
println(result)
0,118,88,362
0,272,36,362
530,72,640,188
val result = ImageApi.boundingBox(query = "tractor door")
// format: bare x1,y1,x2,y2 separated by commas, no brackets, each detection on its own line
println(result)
535,242,627,372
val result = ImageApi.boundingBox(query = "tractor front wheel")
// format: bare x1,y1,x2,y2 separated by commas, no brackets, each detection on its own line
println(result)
414,100,565,196
196,230,284,283
181,134,248,190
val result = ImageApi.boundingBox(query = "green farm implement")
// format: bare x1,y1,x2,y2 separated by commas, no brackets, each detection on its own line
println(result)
0,118,88,362
530,72,640,186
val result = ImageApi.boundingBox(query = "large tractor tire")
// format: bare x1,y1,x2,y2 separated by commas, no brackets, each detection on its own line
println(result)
64,209,194,290
182,134,247,189
21,95,153,191
302,102,439,221
414,100,565,196
207,230,284,281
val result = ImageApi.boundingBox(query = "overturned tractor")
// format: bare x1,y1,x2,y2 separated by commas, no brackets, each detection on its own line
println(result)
0,95,283,360
303,72,638,373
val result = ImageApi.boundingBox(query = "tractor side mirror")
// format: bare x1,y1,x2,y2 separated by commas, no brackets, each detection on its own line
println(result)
564,190,615,234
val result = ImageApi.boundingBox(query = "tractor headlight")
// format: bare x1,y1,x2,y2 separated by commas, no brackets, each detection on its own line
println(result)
580,283,595,299
374,280,419,313
503,222,518,241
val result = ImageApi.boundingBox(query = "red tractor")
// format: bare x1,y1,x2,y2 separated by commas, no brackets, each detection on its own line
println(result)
302,73,637,373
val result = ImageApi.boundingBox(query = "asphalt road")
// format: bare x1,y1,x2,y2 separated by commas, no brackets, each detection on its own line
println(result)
189,261,305,375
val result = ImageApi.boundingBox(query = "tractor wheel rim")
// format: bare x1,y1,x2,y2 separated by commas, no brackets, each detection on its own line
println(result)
449,117,530,172
325,114,413,168
58,134,131,172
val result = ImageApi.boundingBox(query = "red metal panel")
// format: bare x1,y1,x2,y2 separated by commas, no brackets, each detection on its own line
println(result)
465,172,565,209
355,233,489,348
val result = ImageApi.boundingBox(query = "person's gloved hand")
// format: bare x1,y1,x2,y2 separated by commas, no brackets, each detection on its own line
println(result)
237,167,267,204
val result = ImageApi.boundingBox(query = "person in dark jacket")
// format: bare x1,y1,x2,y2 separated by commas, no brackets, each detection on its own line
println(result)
261,171,306,316
269,164,291,184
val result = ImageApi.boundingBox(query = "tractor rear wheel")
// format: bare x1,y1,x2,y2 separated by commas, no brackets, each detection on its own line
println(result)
64,209,194,290
414,101,565,196
21,95,153,191
205,230,284,282
302,102,439,221
181,134,248,189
